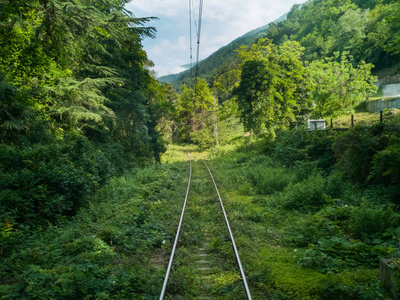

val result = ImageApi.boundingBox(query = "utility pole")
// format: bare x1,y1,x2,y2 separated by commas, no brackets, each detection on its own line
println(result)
213,97,219,145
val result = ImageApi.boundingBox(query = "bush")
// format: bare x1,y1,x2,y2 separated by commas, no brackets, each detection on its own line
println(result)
190,127,216,149
270,129,310,166
333,127,388,182
269,129,335,170
0,134,121,229
245,165,298,195
279,174,327,211
348,202,399,239
369,141,400,186
283,214,331,247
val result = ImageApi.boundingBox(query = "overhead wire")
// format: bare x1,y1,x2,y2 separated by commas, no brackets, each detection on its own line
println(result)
189,0,193,84
193,0,204,103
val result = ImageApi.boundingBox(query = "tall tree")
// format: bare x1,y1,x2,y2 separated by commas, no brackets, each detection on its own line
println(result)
309,52,377,117
234,39,311,134
0,0,164,228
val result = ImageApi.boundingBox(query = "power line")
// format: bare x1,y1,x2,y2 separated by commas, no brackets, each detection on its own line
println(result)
191,0,199,38
195,0,204,79
194,0,204,105
189,0,193,84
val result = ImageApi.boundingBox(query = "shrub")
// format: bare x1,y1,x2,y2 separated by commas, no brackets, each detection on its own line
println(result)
269,129,335,170
0,134,121,229
283,214,332,247
279,174,327,211
190,127,216,149
333,127,388,182
245,165,298,195
369,141,400,186
347,202,399,239
270,129,310,167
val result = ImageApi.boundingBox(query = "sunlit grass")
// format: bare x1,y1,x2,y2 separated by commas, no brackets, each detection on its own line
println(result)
161,144,210,164
330,109,400,128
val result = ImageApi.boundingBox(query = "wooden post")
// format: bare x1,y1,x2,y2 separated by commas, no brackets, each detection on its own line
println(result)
380,110,383,123
351,115,354,128
330,118,333,129
380,259,398,298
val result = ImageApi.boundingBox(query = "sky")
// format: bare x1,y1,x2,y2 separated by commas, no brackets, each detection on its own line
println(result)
126,0,307,78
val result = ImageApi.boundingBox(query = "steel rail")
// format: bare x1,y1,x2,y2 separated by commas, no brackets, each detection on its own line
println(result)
203,160,253,300
159,159,192,300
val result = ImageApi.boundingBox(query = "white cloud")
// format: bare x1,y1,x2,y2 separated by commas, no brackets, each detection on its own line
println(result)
128,0,186,18
126,0,307,76
157,66,187,78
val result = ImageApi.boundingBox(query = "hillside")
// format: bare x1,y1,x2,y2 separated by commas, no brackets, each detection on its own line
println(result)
158,13,288,88
161,0,400,89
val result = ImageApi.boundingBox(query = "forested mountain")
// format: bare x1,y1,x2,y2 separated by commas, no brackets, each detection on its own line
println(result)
266,0,400,76
158,13,288,88
164,0,400,150
164,0,400,89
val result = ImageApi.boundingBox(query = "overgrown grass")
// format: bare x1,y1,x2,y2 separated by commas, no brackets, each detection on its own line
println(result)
201,127,400,299
0,161,190,299
2,125,400,299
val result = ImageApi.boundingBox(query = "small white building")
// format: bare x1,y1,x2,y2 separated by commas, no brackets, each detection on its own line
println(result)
383,83,400,98
308,119,326,131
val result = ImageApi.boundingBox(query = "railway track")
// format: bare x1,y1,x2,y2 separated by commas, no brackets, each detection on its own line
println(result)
160,159,252,299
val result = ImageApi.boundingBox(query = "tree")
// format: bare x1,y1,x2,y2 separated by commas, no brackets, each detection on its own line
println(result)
385,2,400,55
0,0,164,228
154,82,179,143
332,8,368,58
234,39,311,134
178,84,195,119
178,78,213,121
308,52,377,117
194,78,214,119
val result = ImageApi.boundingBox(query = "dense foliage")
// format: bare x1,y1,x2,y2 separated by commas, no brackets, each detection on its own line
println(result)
204,125,400,298
266,0,400,69
1,161,190,298
0,1,166,233
2,0,400,298
3,125,400,298
234,39,311,134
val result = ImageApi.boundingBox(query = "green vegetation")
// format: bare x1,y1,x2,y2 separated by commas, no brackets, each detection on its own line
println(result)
3,126,399,298
266,0,400,69
1,160,191,298
0,2,176,295
2,0,400,299
234,39,311,134
166,0,400,89
0,1,170,230
204,126,400,298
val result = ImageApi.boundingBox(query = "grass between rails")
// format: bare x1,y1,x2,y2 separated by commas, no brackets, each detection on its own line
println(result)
166,160,247,299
